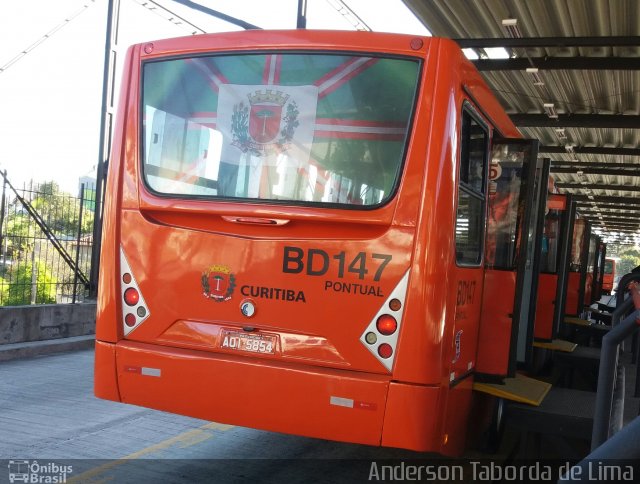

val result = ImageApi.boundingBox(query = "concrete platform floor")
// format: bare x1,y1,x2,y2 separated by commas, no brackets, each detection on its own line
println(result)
1,348,638,483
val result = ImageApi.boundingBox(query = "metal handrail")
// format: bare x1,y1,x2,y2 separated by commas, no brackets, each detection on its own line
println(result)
591,290,640,450
563,415,640,482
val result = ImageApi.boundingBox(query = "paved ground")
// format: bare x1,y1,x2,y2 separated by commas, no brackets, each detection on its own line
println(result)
1,348,638,483
0,349,431,484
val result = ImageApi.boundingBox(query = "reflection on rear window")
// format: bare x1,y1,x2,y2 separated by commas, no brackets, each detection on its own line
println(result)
142,53,419,207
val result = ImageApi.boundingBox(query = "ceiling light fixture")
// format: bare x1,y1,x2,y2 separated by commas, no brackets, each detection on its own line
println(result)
554,127,567,140
543,103,558,119
526,67,545,86
502,18,522,38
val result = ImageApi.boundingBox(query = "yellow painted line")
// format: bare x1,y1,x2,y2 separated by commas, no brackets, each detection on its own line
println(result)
68,421,233,483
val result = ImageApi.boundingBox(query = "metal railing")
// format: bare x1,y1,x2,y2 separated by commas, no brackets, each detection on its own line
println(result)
0,171,95,305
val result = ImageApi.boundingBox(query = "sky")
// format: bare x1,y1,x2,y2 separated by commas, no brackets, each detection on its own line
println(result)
0,0,430,194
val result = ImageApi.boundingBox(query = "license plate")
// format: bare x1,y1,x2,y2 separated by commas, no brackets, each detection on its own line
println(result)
219,330,276,354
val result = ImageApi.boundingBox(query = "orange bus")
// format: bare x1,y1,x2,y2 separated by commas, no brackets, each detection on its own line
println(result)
602,258,617,294
94,30,541,456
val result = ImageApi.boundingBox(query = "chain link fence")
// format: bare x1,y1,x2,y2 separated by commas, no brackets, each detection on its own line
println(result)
0,172,95,305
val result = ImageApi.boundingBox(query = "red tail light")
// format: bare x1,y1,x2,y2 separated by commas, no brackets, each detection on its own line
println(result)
120,248,151,336
124,288,140,306
359,270,410,372
376,315,398,335
378,343,393,359
124,313,137,327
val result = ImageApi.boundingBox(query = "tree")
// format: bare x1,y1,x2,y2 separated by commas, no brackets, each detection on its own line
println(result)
30,181,94,236
0,261,57,306
616,246,640,278
0,180,93,305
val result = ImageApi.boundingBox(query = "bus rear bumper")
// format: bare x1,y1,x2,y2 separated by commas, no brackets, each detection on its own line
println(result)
95,339,395,447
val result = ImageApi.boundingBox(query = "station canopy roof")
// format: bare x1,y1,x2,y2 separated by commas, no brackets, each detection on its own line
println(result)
403,0,640,244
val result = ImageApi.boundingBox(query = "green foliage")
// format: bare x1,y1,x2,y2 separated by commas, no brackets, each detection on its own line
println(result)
30,181,94,235
0,261,57,306
3,181,93,261
0,180,93,305
615,246,640,278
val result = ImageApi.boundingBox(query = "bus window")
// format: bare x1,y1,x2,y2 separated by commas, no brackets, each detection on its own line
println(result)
570,218,586,272
146,107,222,195
141,53,419,206
540,208,561,273
455,109,489,265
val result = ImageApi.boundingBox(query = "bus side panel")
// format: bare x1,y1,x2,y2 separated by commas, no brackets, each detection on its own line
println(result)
391,40,456,385
476,270,517,376
450,268,484,383
94,340,120,402
534,273,558,340
439,377,474,457
584,272,593,306
95,46,138,344
565,272,581,316
115,341,389,446
381,382,440,452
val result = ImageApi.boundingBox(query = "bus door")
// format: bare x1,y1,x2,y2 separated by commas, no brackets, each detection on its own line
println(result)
551,195,577,338
603,258,616,294
566,215,590,316
476,139,542,377
582,231,598,307
593,240,606,301
534,193,568,340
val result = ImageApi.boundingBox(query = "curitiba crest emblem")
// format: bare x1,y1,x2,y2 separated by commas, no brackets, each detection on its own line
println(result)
231,88,299,156
201,265,236,302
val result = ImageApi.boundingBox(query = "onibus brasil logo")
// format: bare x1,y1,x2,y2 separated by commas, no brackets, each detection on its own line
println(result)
8,460,73,483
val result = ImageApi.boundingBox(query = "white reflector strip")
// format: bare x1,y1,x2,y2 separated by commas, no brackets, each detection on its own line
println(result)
141,367,161,377
330,396,354,408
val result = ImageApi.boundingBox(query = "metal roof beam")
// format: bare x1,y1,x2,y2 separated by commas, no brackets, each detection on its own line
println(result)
455,36,640,49
551,162,640,169
538,145,640,157
541,146,640,156
576,202,640,211
572,195,640,205
584,215,640,222
511,114,640,128
558,183,640,192
551,167,640,176
474,57,640,71
579,207,640,214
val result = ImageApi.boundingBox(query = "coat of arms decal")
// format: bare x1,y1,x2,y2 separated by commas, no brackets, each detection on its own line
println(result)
231,89,299,156
202,265,236,302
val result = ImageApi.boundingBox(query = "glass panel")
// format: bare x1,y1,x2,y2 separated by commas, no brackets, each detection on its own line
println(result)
586,235,596,274
604,259,614,274
460,115,487,193
456,190,484,265
455,110,488,265
570,219,586,272
485,143,531,270
142,53,420,206
540,208,562,273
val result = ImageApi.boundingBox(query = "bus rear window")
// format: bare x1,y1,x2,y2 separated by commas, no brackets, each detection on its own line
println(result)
141,53,419,207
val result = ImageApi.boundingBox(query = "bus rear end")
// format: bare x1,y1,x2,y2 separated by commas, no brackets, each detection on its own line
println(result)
95,31,434,449
602,258,616,294
94,29,519,455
